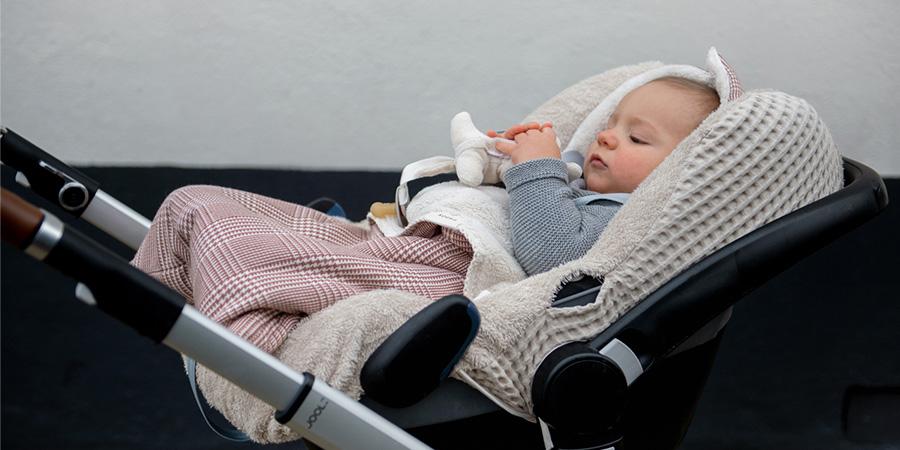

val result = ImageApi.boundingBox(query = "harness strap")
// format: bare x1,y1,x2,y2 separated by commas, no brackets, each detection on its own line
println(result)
395,156,457,224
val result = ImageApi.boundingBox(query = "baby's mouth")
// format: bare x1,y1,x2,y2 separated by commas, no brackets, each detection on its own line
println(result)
589,154,608,170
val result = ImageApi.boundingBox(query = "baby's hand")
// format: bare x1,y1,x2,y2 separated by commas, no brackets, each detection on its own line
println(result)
491,123,560,164
486,122,548,140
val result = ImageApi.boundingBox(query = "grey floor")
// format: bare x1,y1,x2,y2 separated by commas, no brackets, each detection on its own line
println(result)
2,166,898,449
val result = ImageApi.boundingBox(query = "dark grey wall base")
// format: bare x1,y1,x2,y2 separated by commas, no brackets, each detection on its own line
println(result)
2,166,898,450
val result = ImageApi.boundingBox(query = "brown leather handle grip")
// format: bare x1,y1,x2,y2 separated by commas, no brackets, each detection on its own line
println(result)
1,188,45,249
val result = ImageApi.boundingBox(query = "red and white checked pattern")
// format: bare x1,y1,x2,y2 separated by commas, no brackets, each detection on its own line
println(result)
131,185,473,353
718,54,744,101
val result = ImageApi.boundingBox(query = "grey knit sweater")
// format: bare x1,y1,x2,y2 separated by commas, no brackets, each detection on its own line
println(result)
504,158,626,276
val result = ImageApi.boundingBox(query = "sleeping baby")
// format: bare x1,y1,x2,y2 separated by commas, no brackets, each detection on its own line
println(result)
133,74,719,354
482,76,719,275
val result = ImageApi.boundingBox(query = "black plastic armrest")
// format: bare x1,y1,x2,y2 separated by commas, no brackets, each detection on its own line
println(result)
360,295,480,408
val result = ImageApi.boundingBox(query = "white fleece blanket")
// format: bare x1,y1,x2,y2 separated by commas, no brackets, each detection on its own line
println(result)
194,58,845,443
399,182,525,297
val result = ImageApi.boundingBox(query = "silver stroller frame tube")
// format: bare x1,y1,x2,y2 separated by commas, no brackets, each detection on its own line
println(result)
81,189,151,250
74,282,429,450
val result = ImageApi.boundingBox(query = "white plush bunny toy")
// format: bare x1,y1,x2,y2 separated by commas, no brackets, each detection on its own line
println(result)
450,112,583,187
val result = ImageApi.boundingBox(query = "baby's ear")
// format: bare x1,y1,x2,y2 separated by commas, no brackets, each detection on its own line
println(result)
706,47,744,103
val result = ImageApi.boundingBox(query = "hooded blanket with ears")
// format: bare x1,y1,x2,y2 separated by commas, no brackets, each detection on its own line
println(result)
189,49,843,443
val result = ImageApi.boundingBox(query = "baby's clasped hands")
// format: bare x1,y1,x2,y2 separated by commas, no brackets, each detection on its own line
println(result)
487,122,560,165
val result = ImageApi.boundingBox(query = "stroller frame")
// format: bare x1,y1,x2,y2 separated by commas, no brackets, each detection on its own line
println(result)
0,127,889,449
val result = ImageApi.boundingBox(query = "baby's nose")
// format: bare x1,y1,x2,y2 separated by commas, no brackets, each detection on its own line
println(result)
597,130,617,149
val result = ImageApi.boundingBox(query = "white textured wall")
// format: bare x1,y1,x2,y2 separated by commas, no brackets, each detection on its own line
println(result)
2,0,899,175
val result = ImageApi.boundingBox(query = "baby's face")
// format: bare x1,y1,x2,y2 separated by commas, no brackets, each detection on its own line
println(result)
583,80,708,193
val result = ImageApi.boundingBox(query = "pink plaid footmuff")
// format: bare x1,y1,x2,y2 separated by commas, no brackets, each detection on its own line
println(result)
132,185,473,353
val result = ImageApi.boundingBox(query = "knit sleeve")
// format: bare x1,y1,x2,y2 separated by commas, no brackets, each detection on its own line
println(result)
504,158,622,276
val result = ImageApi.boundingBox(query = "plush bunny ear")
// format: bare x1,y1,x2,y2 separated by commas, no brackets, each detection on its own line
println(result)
705,47,743,102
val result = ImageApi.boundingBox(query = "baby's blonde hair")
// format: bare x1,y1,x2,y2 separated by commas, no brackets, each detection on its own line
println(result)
654,76,720,127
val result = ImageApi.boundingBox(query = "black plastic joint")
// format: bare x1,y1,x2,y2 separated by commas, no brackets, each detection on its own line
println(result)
274,373,315,424
532,342,628,434
0,129,100,216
